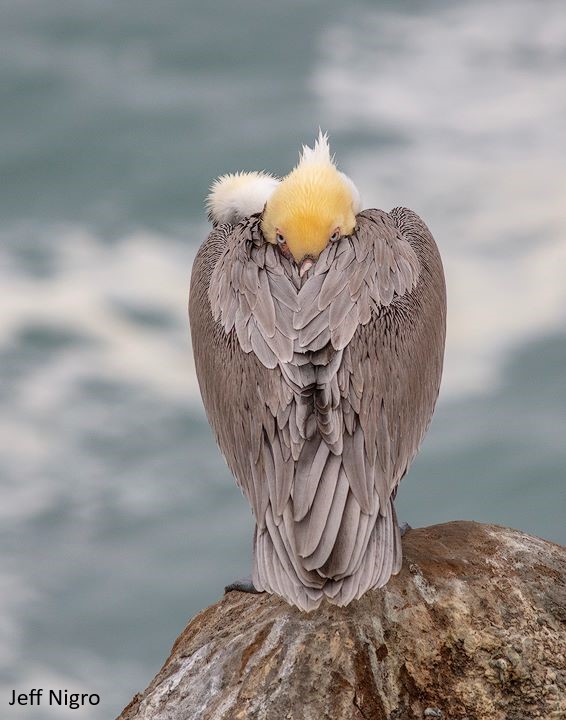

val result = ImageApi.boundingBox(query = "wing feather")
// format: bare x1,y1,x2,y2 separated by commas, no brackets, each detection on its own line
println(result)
293,441,330,521
321,490,361,577
295,453,341,558
253,270,276,337
302,467,350,570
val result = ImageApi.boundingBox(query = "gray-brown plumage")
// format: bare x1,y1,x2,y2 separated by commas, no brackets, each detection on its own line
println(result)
190,135,446,611
190,213,446,610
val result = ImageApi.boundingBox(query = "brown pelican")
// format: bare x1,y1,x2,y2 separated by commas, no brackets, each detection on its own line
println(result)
189,132,446,611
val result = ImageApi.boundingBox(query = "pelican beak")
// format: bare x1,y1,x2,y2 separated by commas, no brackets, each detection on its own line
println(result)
299,257,315,277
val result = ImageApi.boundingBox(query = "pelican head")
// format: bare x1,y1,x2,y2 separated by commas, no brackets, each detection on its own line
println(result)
261,131,361,276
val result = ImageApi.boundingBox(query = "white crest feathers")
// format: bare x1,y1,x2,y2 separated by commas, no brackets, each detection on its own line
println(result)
206,171,280,225
299,129,334,167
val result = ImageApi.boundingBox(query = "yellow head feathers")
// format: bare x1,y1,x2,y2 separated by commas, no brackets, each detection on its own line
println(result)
261,131,360,265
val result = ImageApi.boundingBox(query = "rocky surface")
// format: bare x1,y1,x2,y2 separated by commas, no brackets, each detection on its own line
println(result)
117,522,565,720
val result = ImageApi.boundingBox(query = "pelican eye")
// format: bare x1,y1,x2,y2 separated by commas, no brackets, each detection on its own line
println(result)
276,232,285,245
329,228,341,243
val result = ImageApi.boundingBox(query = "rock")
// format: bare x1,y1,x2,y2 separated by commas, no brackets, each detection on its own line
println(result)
117,522,566,720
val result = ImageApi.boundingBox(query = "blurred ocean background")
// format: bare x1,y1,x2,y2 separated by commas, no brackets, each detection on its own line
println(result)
1,0,565,717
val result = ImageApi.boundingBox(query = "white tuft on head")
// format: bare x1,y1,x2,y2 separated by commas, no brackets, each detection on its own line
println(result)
339,171,363,214
299,129,334,167
206,171,280,225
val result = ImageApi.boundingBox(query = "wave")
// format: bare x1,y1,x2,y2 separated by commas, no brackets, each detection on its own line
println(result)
0,224,201,404
312,0,566,395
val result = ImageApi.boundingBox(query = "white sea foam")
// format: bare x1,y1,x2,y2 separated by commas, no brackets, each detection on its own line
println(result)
0,224,209,525
313,0,566,395
1,225,200,403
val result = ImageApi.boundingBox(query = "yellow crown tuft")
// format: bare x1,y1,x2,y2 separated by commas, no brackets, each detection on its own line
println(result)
261,132,358,263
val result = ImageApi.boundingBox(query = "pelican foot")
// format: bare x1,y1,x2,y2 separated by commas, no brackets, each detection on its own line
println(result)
399,521,412,537
224,576,263,595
